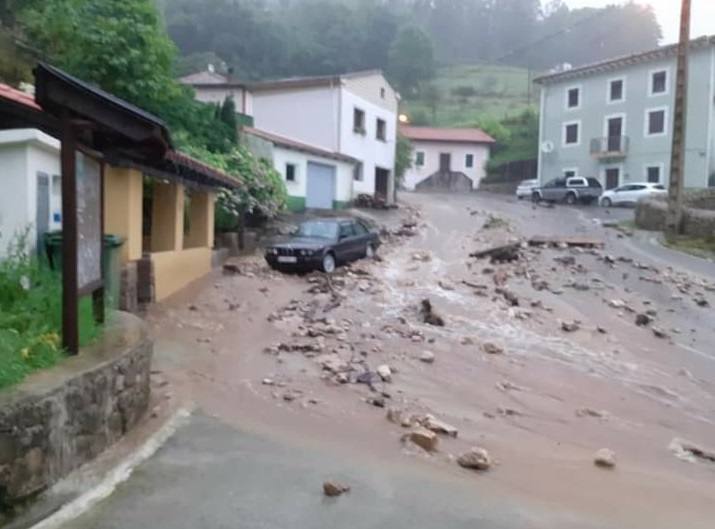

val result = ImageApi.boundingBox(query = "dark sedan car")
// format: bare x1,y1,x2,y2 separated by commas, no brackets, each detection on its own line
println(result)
264,217,380,273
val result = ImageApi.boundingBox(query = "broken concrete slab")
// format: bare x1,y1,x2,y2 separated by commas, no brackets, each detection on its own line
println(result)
457,447,492,471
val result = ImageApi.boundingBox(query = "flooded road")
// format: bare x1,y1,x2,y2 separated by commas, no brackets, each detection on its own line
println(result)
62,192,715,529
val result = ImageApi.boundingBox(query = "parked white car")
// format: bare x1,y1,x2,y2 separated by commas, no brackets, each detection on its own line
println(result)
599,182,667,207
515,179,539,199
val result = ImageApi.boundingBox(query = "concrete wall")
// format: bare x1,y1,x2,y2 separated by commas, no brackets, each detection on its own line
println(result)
251,86,340,152
538,45,714,189
272,146,354,210
0,129,61,258
339,87,396,199
0,312,151,507
342,74,399,114
150,247,212,301
404,141,490,190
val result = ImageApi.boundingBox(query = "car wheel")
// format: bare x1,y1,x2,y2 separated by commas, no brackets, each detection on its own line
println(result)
365,243,376,259
321,252,336,274
565,193,577,205
601,197,612,208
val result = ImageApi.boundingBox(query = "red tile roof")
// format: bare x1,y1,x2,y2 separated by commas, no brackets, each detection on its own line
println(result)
243,127,359,164
0,83,42,111
400,125,495,144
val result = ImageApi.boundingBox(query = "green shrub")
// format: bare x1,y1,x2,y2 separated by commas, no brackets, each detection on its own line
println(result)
0,236,99,389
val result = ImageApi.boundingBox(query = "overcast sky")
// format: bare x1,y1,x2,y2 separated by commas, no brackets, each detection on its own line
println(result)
563,0,715,44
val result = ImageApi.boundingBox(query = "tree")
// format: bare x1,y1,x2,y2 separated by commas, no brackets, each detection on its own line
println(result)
388,26,435,95
219,96,238,143
394,134,413,190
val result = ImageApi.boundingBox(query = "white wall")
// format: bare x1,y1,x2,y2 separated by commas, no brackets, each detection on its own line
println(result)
404,140,490,190
272,146,354,204
339,87,396,197
251,86,340,152
342,74,399,114
0,129,61,258
193,86,251,114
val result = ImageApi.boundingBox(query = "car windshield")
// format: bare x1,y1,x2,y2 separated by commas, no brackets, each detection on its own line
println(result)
296,220,339,240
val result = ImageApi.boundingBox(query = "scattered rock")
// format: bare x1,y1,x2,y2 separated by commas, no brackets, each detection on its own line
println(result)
262,378,275,386
652,326,669,339
496,287,519,306
420,299,445,327
323,481,350,497
576,408,607,419
482,342,504,355
419,350,435,363
420,414,458,437
457,447,492,471
368,396,386,408
376,364,392,382
405,428,439,452
594,448,616,469
635,313,653,327
222,263,241,275
669,437,715,464
561,321,580,333
386,407,403,424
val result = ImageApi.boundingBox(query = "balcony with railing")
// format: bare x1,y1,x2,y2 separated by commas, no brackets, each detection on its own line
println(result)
590,136,629,160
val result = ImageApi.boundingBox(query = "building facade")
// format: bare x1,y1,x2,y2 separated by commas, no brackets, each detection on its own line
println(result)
400,126,494,191
241,127,357,211
535,36,715,190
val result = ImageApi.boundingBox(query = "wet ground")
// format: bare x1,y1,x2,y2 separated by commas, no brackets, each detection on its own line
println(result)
61,192,715,529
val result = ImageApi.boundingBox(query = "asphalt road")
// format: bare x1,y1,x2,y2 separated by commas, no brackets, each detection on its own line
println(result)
58,192,715,529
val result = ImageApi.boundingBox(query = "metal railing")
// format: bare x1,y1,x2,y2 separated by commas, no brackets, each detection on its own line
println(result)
590,136,629,159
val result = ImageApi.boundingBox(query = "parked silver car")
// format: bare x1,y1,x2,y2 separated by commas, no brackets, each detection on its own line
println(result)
515,179,539,199
599,182,667,207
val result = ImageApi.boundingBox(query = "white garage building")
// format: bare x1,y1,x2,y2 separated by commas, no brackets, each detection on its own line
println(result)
242,127,358,211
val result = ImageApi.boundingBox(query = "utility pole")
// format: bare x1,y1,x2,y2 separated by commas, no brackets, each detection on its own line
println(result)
666,0,691,236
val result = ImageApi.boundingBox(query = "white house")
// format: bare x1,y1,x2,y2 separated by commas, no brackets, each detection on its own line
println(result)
400,126,495,191
0,127,62,258
248,71,399,204
179,68,253,117
241,127,357,211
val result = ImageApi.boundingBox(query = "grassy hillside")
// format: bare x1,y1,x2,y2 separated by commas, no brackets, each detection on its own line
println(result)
402,64,537,127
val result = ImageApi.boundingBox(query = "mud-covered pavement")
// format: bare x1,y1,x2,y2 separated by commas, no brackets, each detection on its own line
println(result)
66,192,715,529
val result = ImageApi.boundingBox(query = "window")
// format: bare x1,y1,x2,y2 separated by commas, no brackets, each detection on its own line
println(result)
285,163,296,182
353,108,365,134
646,165,662,183
608,78,625,103
353,221,369,236
646,108,667,136
650,70,668,96
339,223,355,239
563,169,577,178
376,118,386,141
353,162,364,181
465,154,474,168
566,86,581,109
563,121,580,146
415,151,425,166
380,87,386,99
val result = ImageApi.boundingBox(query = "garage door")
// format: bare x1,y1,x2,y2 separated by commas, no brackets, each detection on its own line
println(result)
306,162,336,209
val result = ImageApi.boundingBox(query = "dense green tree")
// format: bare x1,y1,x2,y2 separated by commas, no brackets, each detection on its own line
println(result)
388,26,435,95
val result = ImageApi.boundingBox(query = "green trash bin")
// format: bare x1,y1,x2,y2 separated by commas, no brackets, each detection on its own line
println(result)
44,231,125,309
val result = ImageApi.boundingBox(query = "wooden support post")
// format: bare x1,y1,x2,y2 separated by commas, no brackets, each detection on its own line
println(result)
61,114,79,354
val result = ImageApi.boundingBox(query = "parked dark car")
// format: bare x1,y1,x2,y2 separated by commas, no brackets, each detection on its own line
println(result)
532,176,603,205
264,217,380,273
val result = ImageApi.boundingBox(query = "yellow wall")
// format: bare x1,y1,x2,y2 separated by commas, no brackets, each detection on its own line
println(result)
104,166,143,263
150,247,212,301
151,182,184,253
184,191,215,249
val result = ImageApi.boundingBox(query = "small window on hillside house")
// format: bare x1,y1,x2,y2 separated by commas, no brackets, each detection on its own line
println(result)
651,70,667,95
465,154,474,168
354,162,364,181
609,79,624,102
286,163,296,182
564,169,577,178
376,118,386,141
564,122,580,145
567,87,580,108
647,109,666,136
415,151,425,166
380,87,386,99
353,108,366,134
647,166,661,183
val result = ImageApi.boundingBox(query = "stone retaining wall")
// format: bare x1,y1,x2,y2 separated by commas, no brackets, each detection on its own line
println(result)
636,192,715,238
0,312,152,508
478,181,520,195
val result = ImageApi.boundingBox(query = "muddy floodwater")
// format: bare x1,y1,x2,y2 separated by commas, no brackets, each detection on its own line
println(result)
148,192,715,529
